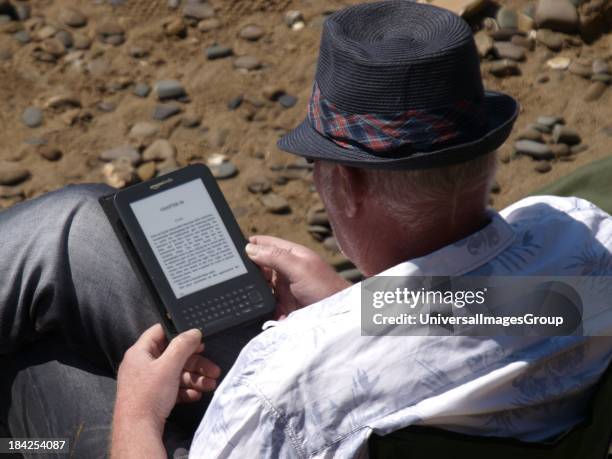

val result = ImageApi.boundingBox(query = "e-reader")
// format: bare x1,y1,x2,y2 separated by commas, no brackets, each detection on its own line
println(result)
99,164,275,338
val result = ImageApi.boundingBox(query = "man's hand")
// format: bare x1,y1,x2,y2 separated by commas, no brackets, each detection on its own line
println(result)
111,324,220,458
246,235,350,318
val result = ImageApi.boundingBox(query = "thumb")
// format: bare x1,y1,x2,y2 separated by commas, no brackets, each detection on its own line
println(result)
245,243,301,282
158,329,203,376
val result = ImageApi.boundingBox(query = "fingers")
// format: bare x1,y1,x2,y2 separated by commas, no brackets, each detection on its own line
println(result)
249,235,311,255
246,242,302,282
131,324,168,358
158,328,203,376
177,388,203,404
184,354,221,379
180,371,218,392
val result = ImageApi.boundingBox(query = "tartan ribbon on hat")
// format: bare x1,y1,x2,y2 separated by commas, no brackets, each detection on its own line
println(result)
307,82,488,153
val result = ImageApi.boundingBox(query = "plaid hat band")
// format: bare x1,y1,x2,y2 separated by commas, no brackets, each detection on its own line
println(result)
307,82,488,154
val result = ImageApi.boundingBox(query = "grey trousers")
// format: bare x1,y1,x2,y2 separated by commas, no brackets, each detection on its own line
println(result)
0,184,263,458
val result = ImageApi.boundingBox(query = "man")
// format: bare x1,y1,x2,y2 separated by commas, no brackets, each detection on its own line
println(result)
1,1,612,458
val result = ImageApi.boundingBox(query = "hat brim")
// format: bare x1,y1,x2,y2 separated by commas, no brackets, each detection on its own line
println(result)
277,91,519,169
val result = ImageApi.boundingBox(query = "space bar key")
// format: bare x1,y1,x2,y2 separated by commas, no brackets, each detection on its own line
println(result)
205,315,236,332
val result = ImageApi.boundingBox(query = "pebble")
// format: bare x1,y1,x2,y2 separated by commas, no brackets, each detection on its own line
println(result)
59,8,87,28
592,74,612,83
183,3,214,20
496,7,519,29
21,107,43,128
165,18,186,37
55,30,74,49
489,59,520,77
516,127,543,141
42,38,66,57
0,162,30,186
154,80,186,100
279,94,298,108
197,18,222,32
96,22,125,45
210,161,238,180
72,33,92,50
260,193,290,214
227,95,243,110
307,205,329,226
206,44,233,60
181,114,201,128
35,25,57,41
128,121,159,147
233,55,261,70
592,58,610,75
143,139,176,162
157,160,179,176
510,35,535,51
133,83,151,98
323,236,339,253
551,143,571,157
569,61,592,78
100,145,140,165
474,32,494,58
339,268,362,283
546,56,570,70
536,29,564,51
514,140,554,159
103,158,135,188
571,144,588,154
38,146,62,161
488,29,522,41
584,81,607,101
97,100,116,112
536,115,564,128
285,10,304,28
308,225,332,241
137,162,157,181
15,3,30,21
530,122,552,133
493,42,526,61
14,30,30,44
247,177,271,194
129,46,148,58
535,162,552,173
153,103,182,120
535,0,578,33
552,125,581,145
239,24,264,41
535,74,550,84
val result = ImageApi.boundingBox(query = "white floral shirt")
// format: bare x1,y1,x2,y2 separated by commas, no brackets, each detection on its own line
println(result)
190,196,612,458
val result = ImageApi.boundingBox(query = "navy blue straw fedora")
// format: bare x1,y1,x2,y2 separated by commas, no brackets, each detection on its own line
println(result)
278,1,519,169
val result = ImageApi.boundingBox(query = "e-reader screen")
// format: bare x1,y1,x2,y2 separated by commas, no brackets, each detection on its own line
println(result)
130,179,248,299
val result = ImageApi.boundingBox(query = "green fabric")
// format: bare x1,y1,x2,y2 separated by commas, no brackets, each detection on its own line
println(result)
531,154,612,215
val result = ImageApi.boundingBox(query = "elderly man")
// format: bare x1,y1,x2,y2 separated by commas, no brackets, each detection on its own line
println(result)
1,1,612,458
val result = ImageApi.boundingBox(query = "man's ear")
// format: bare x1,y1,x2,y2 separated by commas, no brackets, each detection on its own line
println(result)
336,165,368,219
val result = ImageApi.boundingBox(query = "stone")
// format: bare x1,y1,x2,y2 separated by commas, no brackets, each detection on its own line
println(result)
206,44,232,60
308,225,332,241
247,177,271,194
536,29,563,51
153,103,182,120
536,115,564,128
60,8,87,28
137,162,156,182
260,193,290,214
100,145,140,165
339,268,362,283
210,161,238,180
323,236,339,252
516,127,543,141
35,25,57,41
183,3,214,20
181,114,200,128
496,7,519,29
55,30,74,49
233,55,261,70
97,100,116,112
42,38,66,57
0,162,30,186
14,30,30,44
129,46,148,58
239,24,264,41
488,28,522,41
154,80,186,100
165,17,187,37
307,206,329,226
96,22,124,37
535,74,550,84
73,33,92,50
279,94,298,108
592,74,612,83
552,125,581,145
44,94,81,110
38,146,62,161
569,61,592,78
489,59,520,77
551,143,571,157
571,144,588,154
61,108,81,126
535,0,578,33
514,140,554,159
104,34,125,46
535,162,552,173
584,81,607,101
510,35,535,50
493,42,526,61
21,107,42,128
546,56,570,70
103,158,135,188
157,160,179,176
143,139,176,162
530,122,552,133
227,95,243,111
133,83,151,98
197,18,222,32
285,11,304,28
592,58,610,75
15,3,30,21
128,121,160,147
474,31,494,58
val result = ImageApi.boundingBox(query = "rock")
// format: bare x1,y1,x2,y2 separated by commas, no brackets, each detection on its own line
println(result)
233,55,261,70
137,162,157,181
165,17,187,37
152,103,182,120
307,206,329,226
61,108,81,126
546,56,570,69
279,94,298,108
128,121,159,147
21,107,43,128
535,162,552,173
210,161,238,180
530,122,552,134
157,160,179,176
206,44,232,60
183,3,214,20
0,162,30,186
474,31,494,58
339,268,362,283
14,30,30,44
129,46,148,58
103,158,135,188
197,18,222,32
285,10,304,27
569,61,592,78
496,7,518,29
60,8,87,28
308,225,332,241
536,29,563,51
491,181,501,194
168,0,180,9
154,80,186,100
323,236,339,252
96,22,125,45
239,24,264,41
55,30,74,49
34,25,57,41
493,42,526,61
227,95,243,110
592,58,610,75
38,146,62,161
536,115,564,128
15,3,30,21
584,81,607,101
516,127,543,141
535,0,578,33
552,125,581,145
551,143,571,157
42,38,66,57
571,144,588,154
592,74,612,83
100,145,140,165
247,177,271,194
514,140,554,159
260,193,290,214
143,139,176,162
97,100,116,113
133,83,151,98
72,33,92,50
510,34,534,50
489,59,520,77
181,114,201,128
44,94,81,110
488,28,522,41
